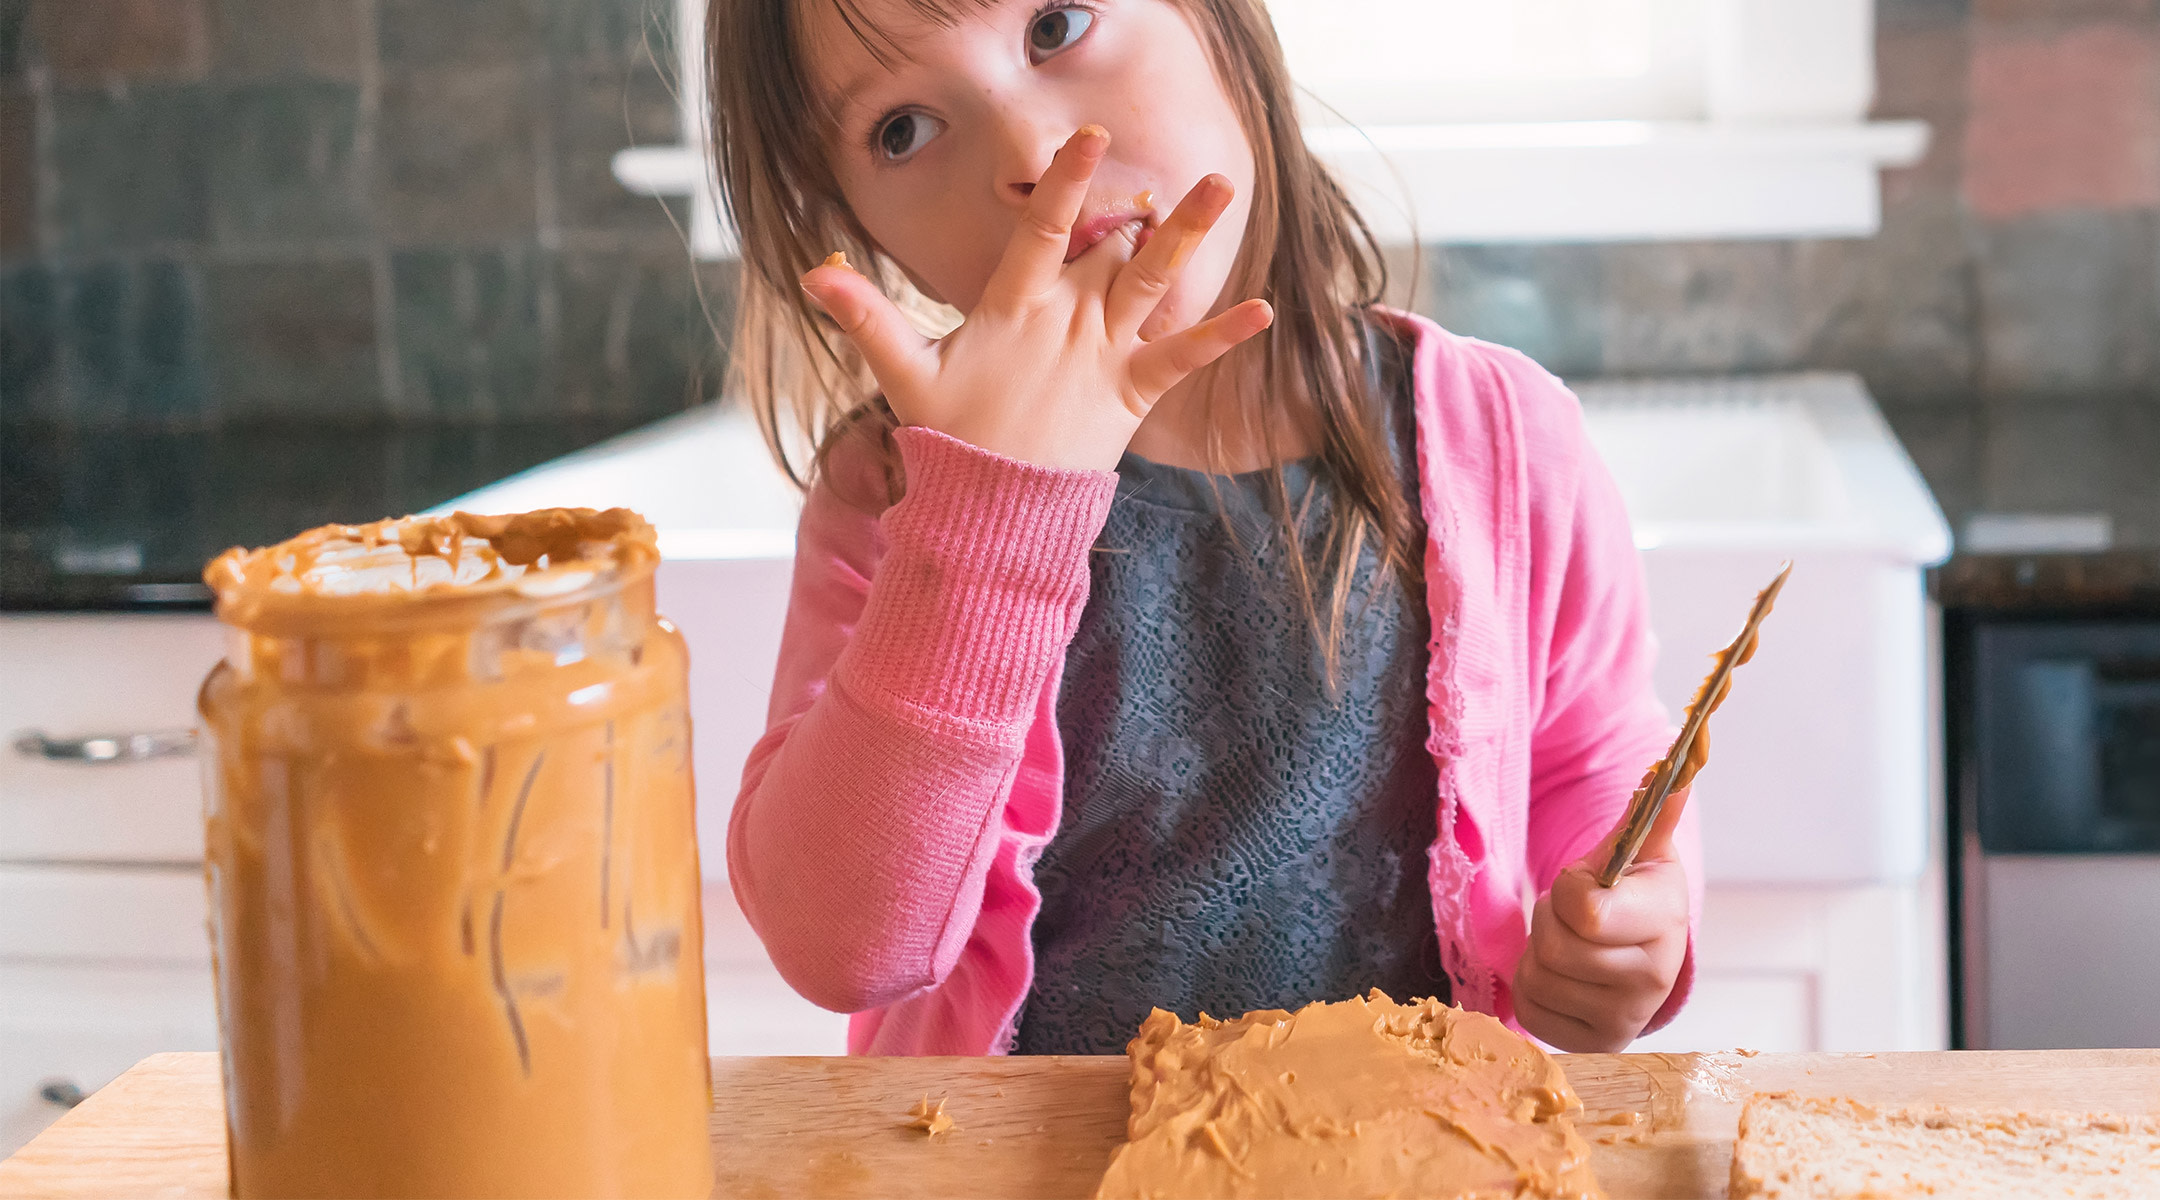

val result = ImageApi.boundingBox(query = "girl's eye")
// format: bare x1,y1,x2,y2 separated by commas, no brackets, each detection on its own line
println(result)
1026,7,1094,64
874,112,943,162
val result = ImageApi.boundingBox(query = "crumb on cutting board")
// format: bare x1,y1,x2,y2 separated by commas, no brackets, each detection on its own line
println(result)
906,1094,956,1138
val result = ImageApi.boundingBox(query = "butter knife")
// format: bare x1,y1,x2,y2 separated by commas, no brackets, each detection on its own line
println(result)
1595,561,1793,888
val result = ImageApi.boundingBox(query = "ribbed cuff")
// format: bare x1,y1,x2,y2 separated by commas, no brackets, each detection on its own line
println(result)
840,427,1118,726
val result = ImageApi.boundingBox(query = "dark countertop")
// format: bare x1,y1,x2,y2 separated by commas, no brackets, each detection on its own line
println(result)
1,419,649,611
12,416,2158,617
1934,550,2160,614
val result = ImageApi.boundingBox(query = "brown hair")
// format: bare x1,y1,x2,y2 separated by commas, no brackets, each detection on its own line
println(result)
707,0,1421,676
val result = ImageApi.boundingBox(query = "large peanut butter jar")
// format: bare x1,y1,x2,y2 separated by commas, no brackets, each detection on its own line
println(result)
198,509,713,1199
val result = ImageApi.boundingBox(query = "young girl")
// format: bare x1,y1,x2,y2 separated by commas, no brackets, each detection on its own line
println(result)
710,0,1702,1056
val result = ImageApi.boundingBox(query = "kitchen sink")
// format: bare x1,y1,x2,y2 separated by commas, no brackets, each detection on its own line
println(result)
1573,372,1952,885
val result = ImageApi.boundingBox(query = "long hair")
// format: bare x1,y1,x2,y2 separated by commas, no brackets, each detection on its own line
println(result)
707,0,1422,678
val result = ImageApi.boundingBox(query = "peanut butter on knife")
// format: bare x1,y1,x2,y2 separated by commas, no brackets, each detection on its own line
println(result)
1596,562,1792,888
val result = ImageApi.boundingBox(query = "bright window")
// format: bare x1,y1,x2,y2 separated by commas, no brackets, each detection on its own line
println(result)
617,0,1924,248
1272,0,1709,125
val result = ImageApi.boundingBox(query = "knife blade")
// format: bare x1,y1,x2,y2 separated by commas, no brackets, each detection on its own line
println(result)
1595,561,1793,889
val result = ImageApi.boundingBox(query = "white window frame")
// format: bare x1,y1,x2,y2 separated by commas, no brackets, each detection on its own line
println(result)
613,0,1926,253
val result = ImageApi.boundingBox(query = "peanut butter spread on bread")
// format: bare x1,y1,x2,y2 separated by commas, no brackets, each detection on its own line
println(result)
1094,990,1603,1200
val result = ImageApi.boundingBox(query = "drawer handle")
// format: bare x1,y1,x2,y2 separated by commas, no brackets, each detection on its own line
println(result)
37,1078,86,1109
12,728,198,764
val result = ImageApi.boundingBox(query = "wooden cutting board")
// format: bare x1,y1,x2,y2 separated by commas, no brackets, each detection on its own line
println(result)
4,1049,2158,1198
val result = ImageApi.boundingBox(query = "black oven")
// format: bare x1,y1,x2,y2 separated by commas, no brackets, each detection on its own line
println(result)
1948,602,2160,1050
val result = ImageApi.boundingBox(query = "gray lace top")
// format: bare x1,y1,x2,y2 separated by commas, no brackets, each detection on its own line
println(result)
1013,327,1449,1056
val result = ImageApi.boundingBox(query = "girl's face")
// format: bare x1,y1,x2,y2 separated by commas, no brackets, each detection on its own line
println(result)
800,0,1257,327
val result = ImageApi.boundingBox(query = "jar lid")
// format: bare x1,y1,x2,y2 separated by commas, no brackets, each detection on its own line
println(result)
204,508,659,634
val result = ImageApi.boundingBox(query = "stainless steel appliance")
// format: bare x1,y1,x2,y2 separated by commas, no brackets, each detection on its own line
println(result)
1950,607,2160,1049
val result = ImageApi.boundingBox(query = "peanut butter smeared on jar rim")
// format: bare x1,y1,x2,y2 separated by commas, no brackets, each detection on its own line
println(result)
199,508,711,1200
204,507,658,625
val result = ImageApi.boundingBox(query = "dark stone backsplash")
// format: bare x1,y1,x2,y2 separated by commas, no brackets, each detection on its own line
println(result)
0,0,730,428
1,0,2157,545
1408,0,2160,544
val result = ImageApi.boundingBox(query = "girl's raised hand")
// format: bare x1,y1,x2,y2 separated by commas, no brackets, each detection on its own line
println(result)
1513,787,1692,1053
798,125,1274,472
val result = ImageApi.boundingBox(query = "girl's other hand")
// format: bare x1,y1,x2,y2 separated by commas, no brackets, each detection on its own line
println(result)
797,125,1274,472
1513,789,1692,1053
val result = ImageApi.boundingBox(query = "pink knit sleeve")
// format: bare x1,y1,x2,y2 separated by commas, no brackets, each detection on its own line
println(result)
727,427,1116,1014
1514,364,1705,1035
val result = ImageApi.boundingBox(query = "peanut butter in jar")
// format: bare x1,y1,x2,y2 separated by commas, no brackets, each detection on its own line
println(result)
198,509,712,1199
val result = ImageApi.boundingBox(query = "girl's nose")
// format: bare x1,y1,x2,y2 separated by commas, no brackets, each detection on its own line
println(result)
990,110,1068,209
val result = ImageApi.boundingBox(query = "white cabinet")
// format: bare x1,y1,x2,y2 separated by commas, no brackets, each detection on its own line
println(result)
0,961,219,1156
0,614,225,863
0,864,211,962
0,862,217,1156
1634,876,1951,1053
1,613,225,1155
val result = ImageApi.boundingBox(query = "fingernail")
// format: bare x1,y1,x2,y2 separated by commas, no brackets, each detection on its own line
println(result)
800,279,832,308
1074,123,1109,151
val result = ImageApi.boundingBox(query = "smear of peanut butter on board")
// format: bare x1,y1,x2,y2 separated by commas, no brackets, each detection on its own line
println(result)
1095,991,1603,1199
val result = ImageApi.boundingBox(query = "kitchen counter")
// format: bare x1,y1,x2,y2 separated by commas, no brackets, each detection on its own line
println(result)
0,418,649,610
5,1048,2156,1198
1935,549,2160,613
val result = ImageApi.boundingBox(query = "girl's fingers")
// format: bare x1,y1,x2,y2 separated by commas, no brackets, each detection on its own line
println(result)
1572,780,1692,887
1127,298,1273,404
984,125,1109,305
1517,961,1648,1044
800,262,931,402
1105,174,1234,339
1634,783,1692,864
1529,899,1667,988
1512,970,1629,1052
1548,856,1690,947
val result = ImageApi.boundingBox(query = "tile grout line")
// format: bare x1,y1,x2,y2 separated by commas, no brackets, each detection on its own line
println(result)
355,0,404,419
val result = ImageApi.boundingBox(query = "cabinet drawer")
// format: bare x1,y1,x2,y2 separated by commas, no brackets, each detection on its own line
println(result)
0,864,209,964
1630,973,1815,1054
1,614,225,864
0,962,219,1158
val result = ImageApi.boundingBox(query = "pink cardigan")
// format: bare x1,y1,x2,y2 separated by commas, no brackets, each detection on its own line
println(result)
728,311,1702,1055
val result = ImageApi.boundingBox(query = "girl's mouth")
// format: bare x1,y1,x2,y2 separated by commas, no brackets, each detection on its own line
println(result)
1066,207,1157,264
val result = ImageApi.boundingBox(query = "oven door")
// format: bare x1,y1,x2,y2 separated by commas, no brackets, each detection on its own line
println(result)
1960,617,2160,1050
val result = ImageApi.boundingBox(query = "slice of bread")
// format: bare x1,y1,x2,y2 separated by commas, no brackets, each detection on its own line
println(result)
1731,1091,2160,1199
1092,990,1603,1200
